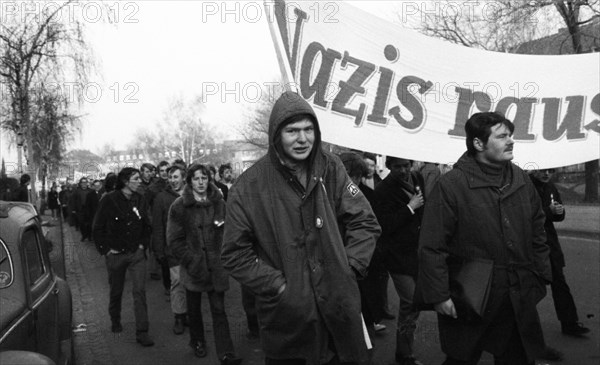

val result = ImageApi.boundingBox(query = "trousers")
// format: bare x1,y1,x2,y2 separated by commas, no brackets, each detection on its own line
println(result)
105,248,149,333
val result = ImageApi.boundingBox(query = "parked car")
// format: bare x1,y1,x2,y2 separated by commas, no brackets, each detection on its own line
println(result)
0,201,73,365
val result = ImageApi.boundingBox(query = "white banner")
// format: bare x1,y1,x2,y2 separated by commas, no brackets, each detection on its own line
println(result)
267,1,600,168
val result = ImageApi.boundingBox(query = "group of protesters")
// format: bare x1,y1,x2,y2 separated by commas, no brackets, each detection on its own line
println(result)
35,90,590,365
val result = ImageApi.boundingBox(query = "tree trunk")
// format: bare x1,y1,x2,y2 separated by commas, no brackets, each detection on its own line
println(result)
584,160,599,203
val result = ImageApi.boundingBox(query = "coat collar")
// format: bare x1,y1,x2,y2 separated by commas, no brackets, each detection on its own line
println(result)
454,152,525,196
181,183,222,207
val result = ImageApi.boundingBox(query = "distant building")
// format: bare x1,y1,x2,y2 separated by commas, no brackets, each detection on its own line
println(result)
220,140,265,176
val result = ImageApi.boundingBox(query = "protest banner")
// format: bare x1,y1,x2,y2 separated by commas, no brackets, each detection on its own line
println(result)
267,0,600,168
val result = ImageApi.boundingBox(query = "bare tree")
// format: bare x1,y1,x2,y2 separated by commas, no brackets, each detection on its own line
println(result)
238,97,272,150
29,85,81,193
0,0,96,202
156,94,216,164
418,0,599,202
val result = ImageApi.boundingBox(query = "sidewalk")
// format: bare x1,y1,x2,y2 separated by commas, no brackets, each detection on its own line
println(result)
555,204,600,240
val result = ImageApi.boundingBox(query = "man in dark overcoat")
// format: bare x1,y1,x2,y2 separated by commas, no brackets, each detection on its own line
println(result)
529,169,590,337
221,91,380,365
416,112,551,365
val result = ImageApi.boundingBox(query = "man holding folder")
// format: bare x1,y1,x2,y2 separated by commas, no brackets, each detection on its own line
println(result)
416,112,551,365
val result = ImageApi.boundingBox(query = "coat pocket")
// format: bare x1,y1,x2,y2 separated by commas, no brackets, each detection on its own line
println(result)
186,254,209,279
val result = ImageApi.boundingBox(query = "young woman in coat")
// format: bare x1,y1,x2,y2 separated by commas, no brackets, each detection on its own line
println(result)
167,164,241,365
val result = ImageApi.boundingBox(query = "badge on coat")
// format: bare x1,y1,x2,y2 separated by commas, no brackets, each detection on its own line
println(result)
346,182,360,197
315,216,323,228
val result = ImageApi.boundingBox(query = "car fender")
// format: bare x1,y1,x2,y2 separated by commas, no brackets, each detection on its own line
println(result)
0,350,56,365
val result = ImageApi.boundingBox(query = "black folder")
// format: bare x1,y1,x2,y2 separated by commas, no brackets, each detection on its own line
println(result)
447,256,494,321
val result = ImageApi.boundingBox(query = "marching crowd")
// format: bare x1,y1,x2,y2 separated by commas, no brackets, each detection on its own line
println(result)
16,91,591,365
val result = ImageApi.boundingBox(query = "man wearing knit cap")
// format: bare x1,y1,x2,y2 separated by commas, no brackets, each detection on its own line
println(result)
222,91,380,365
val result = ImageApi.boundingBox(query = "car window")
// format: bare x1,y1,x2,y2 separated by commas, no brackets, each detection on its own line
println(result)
0,238,14,288
22,228,46,285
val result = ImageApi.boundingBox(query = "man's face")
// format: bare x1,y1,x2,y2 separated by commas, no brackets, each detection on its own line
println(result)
222,168,233,182
191,170,209,195
364,158,376,178
477,123,514,164
158,165,170,180
531,169,554,183
92,181,102,191
389,159,412,181
169,169,184,192
280,118,315,164
125,173,141,192
80,179,88,189
141,167,154,182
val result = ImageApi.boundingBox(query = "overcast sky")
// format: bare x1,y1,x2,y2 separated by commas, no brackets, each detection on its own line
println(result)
73,1,406,152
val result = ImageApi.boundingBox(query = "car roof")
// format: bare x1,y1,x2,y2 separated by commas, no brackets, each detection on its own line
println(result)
0,201,38,244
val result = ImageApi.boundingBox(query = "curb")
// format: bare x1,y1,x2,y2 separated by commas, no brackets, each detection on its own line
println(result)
557,229,600,241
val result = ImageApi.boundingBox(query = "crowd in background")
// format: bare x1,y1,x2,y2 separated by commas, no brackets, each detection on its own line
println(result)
5,121,590,365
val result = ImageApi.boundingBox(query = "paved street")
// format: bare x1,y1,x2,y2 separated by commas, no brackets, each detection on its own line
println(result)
50,204,599,365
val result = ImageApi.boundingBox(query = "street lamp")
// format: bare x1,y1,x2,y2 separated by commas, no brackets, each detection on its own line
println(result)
17,131,24,174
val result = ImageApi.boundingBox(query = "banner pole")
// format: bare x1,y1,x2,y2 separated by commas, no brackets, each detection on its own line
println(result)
264,0,298,93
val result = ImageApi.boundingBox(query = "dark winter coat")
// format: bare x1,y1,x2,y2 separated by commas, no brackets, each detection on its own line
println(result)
214,180,229,201
147,177,168,209
83,190,101,223
152,185,181,267
48,190,60,209
58,189,70,208
13,185,29,202
167,184,228,293
221,91,380,365
92,190,151,255
530,177,566,268
416,152,551,362
72,187,89,216
374,171,425,276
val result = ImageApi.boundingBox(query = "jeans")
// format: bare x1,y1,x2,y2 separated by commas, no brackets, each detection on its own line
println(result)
389,272,419,358
105,248,149,333
170,266,187,314
187,290,235,358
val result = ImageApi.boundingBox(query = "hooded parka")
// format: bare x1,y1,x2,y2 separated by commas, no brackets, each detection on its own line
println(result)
416,152,551,362
221,91,380,364
167,184,228,292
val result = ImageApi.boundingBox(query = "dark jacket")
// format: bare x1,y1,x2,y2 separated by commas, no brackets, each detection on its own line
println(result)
214,180,229,201
48,190,60,209
58,189,70,207
147,177,168,208
167,184,228,292
92,190,151,255
72,187,89,216
152,185,181,267
530,176,566,268
13,185,29,202
416,152,550,362
221,91,380,365
374,171,425,276
83,190,101,223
